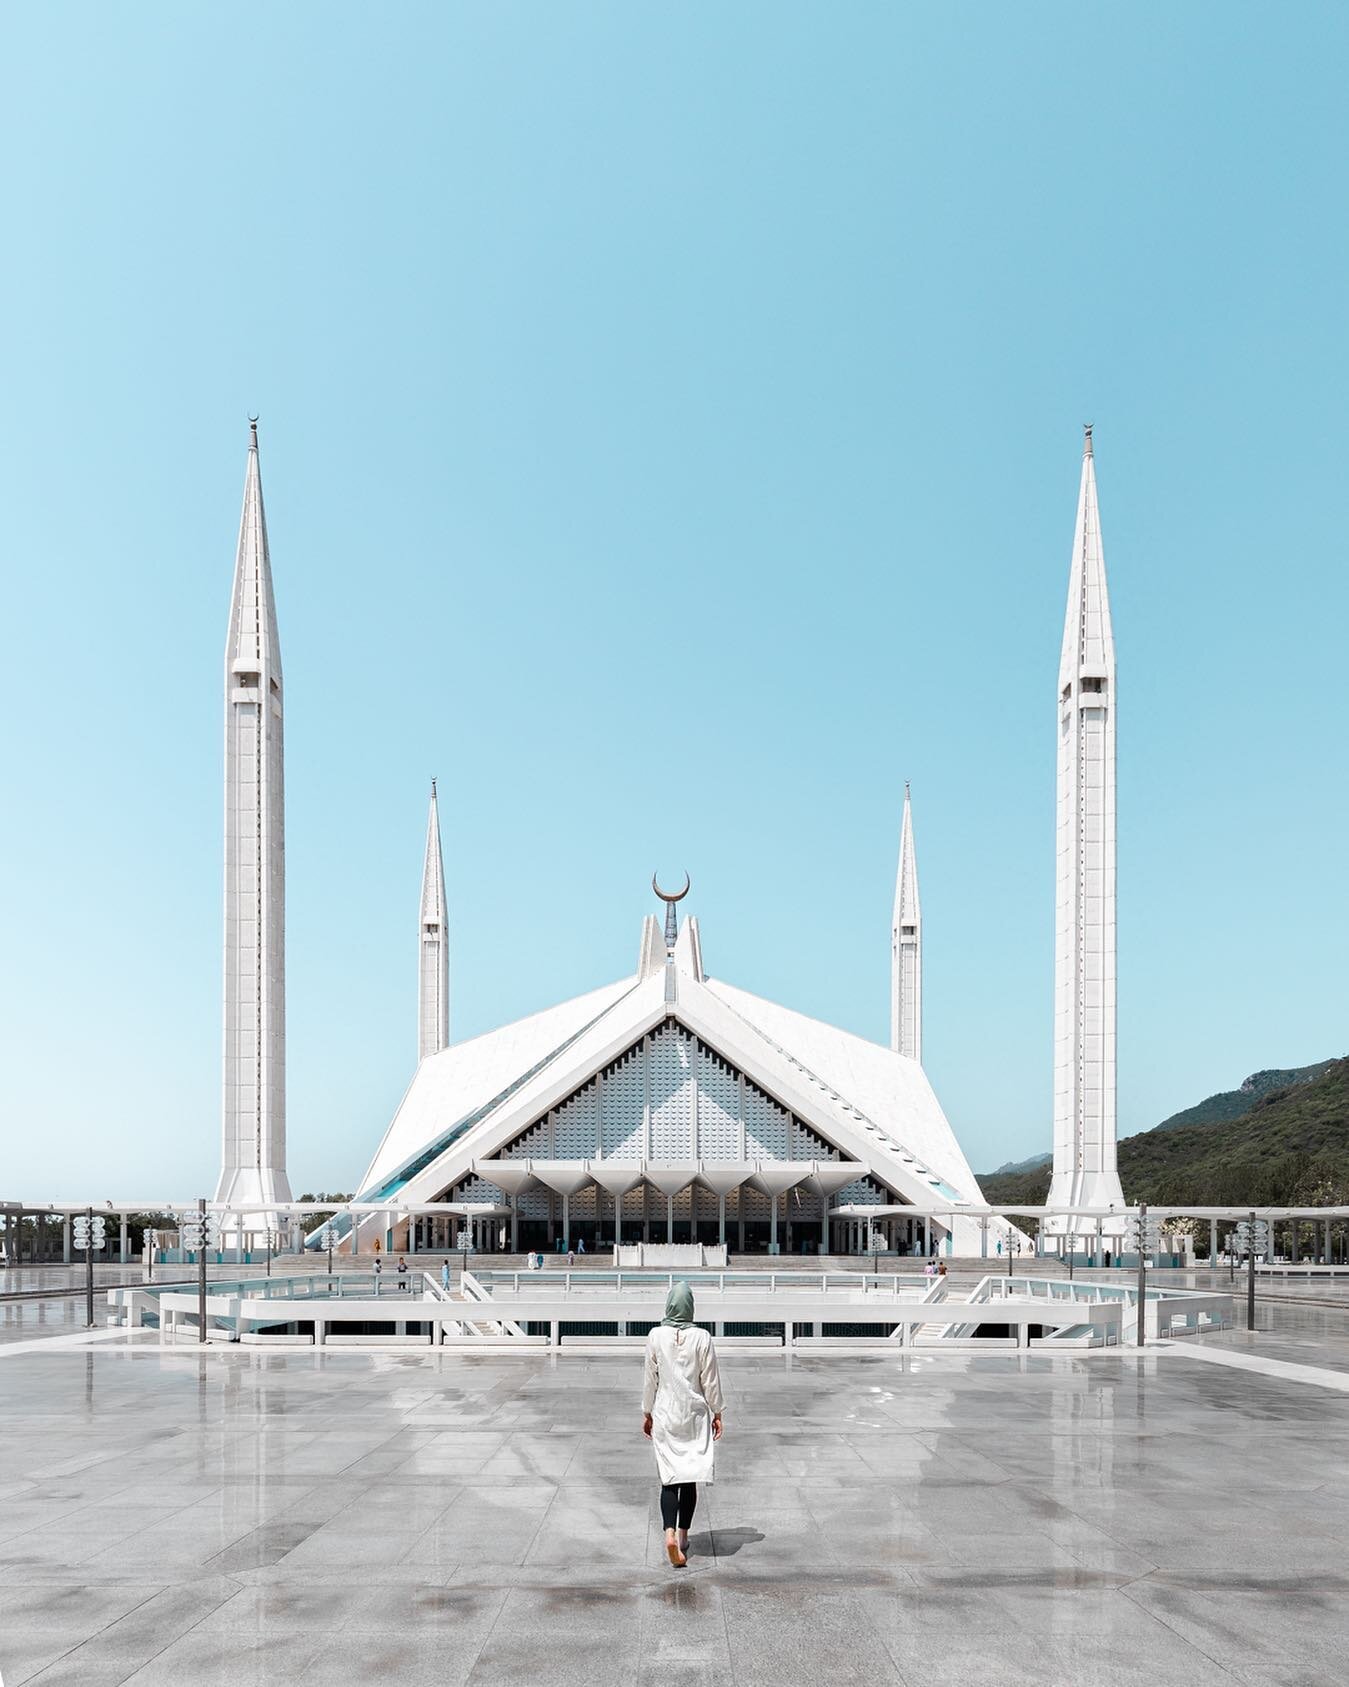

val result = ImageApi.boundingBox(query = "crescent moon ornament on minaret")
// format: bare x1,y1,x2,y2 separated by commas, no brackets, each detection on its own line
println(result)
652,870,690,953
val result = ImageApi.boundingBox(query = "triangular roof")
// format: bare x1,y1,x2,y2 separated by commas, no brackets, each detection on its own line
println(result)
352,952,982,1218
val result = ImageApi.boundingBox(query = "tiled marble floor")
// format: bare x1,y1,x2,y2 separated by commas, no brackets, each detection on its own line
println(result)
2,1313,1349,1686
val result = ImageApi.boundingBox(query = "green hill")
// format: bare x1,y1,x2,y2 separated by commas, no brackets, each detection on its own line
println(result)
978,1058,1349,1208
986,1151,1052,1177
1148,1060,1335,1135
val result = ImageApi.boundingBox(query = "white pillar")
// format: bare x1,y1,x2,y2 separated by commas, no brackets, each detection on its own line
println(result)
1047,428,1124,1221
217,423,293,1218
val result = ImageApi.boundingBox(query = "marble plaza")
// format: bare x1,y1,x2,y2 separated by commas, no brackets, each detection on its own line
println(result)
2,1282,1349,1686
1,392,1335,1687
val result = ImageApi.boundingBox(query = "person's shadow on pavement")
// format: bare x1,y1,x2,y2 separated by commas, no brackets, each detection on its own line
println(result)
690,1526,765,1558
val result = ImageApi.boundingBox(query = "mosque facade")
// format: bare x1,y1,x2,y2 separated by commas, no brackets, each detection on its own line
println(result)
217,425,1121,1254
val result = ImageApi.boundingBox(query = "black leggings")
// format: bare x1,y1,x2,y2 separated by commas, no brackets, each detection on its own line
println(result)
660,1482,698,1530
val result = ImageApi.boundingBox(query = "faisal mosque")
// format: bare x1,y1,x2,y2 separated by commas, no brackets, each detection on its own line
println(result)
215,423,1123,1257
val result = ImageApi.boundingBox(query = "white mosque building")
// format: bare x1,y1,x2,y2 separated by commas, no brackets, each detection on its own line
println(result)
216,424,1121,1257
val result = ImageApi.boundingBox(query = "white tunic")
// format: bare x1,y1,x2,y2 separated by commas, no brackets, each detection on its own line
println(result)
642,1324,724,1485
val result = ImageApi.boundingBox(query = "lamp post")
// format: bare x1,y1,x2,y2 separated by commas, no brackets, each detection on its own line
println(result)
83,1206,95,1329
198,1197,208,1344
1124,1205,1159,1348
1247,1209,1257,1333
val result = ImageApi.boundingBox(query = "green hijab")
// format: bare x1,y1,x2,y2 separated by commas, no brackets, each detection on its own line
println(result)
662,1279,695,1329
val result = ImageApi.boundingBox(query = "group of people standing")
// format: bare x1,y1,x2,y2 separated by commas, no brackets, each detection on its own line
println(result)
368,1251,411,1294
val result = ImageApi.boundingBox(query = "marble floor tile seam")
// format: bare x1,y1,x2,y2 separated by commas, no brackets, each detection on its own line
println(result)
0,1583,179,1686
1111,1583,1325,1679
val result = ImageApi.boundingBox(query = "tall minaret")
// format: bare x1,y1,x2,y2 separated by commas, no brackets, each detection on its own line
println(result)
890,783,922,1062
418,779,449,1060
216,421,293,1216
1047,426,1124,1218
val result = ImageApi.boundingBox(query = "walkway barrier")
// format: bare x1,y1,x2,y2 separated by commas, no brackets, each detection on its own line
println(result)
127,1269,1232,1351
966,1275,1231,1341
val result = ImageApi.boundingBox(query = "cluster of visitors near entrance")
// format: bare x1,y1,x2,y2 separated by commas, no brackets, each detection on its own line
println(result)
367,1247,412,1294
643,1281,724,1568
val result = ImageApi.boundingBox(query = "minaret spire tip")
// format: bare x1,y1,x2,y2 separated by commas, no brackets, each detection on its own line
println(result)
891,788,922,1062
1083,422,1093,458
419,776,450,1060
248,415,259,450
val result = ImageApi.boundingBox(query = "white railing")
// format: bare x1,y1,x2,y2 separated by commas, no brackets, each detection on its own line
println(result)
965,1275,1231,1341
467,1269,933,1301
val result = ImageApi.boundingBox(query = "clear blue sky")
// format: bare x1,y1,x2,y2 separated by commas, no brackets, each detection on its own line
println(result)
2,4,1345,1198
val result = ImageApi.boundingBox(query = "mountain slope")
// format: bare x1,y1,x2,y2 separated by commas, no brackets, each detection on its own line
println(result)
1148,1061,1335,1135
978,1058,1349,1207
987,1151,1052,1177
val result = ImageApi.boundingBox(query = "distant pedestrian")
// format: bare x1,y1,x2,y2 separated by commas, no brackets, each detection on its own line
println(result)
578,1237,586,1255
567,1248,576,1268
440,1260,450,1292
397,1256,408,1291
996,1239,1003,1257
372,1256,382,1296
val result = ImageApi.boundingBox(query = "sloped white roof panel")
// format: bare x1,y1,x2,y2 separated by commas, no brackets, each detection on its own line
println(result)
703,978,983,1202
356,976,637,1196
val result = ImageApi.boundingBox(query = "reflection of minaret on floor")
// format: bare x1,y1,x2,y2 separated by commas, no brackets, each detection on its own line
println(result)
1047,426,1125,1224
890,784,922,1063
216,422,293,1219
419,779,449,1061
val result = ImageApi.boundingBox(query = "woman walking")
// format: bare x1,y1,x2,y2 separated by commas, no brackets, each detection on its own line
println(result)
642,1280,723,1567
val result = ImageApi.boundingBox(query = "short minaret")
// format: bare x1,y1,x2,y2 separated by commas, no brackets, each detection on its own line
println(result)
1047,426,1125,1218
419,779,450,1061
217,421,293,1215
890,783,922,1062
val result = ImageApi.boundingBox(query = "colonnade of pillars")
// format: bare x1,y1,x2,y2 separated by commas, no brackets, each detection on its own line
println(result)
406,1195,944,1256
1205,1217,1347,1264
827,1215,939,1257
0,1211,135,1266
